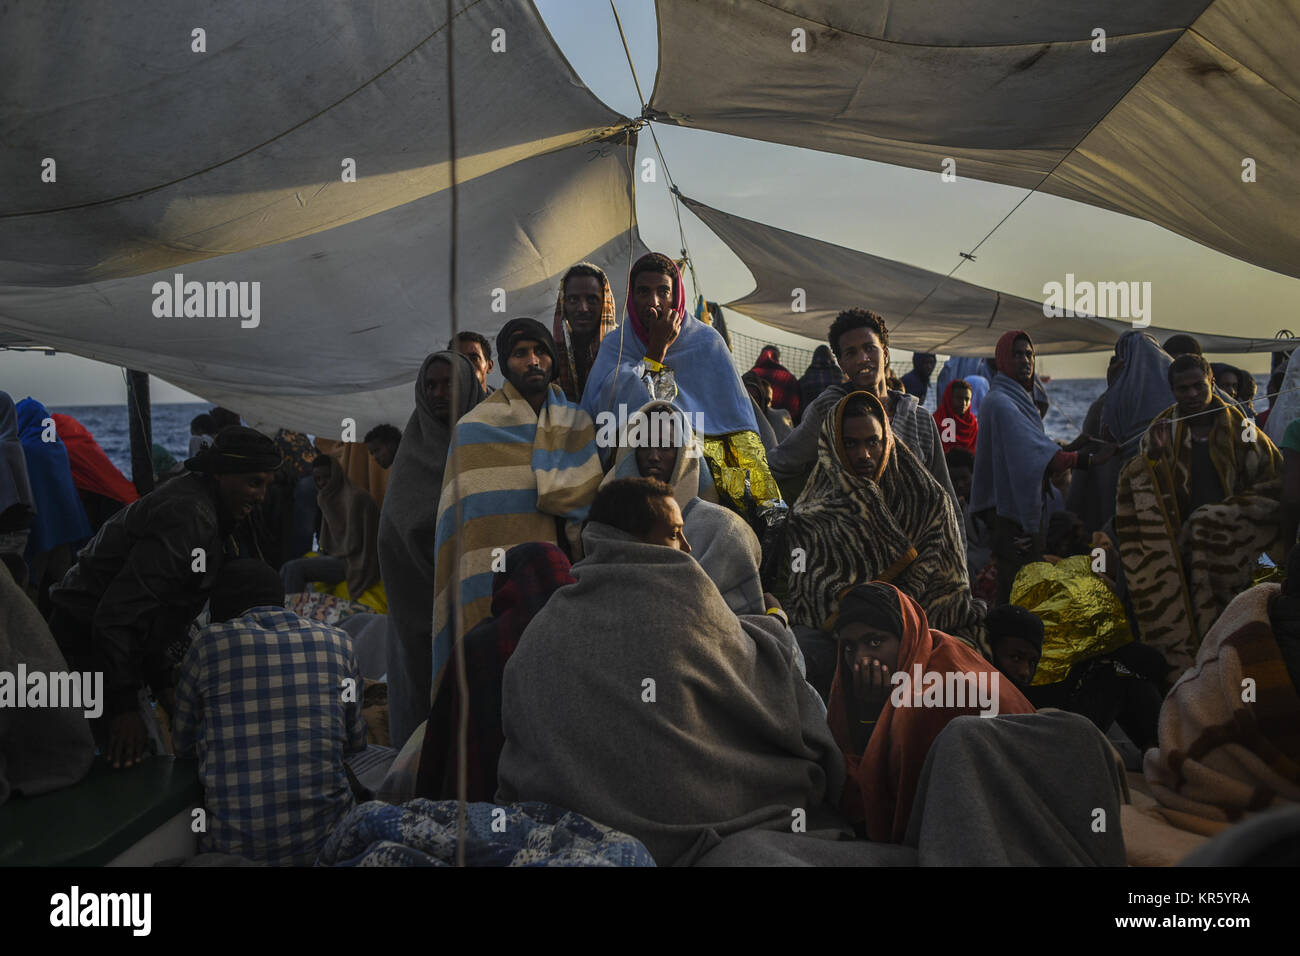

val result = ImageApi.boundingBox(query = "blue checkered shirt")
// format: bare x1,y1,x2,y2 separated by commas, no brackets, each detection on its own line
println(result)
172,607,366,865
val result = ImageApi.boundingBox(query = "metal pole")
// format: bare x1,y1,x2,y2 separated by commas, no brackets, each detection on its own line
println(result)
126,369,154,495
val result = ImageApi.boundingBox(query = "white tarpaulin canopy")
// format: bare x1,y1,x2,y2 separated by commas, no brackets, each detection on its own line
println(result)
0,0,644,434
650,0,1300,280
684,195,1298,356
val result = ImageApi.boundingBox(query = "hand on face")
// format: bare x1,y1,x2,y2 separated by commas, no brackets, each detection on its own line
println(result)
635,270,681,361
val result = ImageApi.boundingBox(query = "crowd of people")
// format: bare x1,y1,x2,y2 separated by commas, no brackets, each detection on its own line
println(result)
2,250,1298,866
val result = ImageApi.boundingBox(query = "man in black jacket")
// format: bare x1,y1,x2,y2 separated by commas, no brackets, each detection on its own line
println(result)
49,426,281,768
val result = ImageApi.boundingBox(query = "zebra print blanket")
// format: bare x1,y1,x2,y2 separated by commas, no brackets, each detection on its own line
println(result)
1115,397,1282,674
784,391,983,649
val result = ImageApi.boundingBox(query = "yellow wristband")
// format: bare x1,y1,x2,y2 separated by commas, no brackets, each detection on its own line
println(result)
643,356,665,373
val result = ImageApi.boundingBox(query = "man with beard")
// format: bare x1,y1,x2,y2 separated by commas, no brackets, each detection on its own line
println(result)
49,426,282,768
551,262,617,403
430,318,603,716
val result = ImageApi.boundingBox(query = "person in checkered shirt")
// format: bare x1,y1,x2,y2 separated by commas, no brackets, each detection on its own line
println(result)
172,558,367,865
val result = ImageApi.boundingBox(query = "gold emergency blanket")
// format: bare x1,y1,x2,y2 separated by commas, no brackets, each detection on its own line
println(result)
701,429,782,509
1011,555,1132,685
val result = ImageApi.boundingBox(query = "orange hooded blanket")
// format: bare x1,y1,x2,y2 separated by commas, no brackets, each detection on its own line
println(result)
827,583,1034,842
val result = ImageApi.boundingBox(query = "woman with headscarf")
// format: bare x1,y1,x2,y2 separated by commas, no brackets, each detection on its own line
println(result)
1063,331,1176,535
0,392,36,579
749,345,801,423
15,398,93,596
825,582,1033,842
601,399,765,615
932,379,978,454
416,542,575,801
379,350,486,750
785,390,983,648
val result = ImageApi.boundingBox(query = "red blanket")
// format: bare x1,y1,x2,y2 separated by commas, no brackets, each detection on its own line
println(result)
51,413,139,505
827,585,1033,842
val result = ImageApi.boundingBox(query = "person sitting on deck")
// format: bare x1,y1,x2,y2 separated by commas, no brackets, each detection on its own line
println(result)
970,330,1115,604
448,330,495,394
496,477,842,866
416,541,575,803
798,345,845,412
431,318,603,730
49,426,281,769
767,310,961,530
600,400,765,615
378,350,486,752
933,379,977,455
1116,353,1284,677
1121,552,1300,865
0,560,95,807
825,582,1033,843
362,424,402,470
985,604,1043,695
280,456,381,605
581,252,781,513
172,559,366,866
749,345,801,424
900,352,936,403
785,391,984,648
551,262,618,403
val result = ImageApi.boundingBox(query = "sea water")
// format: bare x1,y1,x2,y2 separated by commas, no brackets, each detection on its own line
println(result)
48,374,1272,476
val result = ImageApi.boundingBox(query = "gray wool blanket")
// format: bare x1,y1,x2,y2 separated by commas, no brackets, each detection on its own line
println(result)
904,710,1128,866
496,521,844,865
1,569,94,806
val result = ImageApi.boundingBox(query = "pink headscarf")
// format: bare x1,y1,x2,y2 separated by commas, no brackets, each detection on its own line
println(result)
626,254,686,347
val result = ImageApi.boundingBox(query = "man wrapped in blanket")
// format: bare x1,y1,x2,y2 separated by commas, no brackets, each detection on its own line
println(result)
582,252,781,515
1116,353,1284,678
431,317,603,716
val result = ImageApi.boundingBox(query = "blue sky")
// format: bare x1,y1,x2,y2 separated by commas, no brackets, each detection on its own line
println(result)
5,0,1298,404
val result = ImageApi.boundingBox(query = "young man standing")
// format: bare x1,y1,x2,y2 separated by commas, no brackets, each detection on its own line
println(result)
431,318,603,715
551,262,617,403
